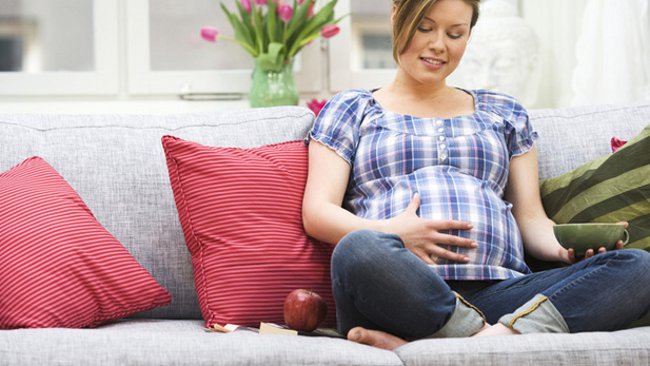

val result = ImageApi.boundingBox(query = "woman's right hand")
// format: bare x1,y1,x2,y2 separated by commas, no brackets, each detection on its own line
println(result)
382,193,477,265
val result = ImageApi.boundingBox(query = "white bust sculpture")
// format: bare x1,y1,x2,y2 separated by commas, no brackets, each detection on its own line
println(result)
451,0,540,105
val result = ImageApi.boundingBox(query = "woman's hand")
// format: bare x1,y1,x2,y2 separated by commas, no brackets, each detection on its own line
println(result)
505,150,629,265
382,193,477,265
563,221,629,263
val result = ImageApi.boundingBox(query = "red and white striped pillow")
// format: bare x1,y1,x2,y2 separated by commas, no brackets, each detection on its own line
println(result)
0,157,171,329
162,136,335,328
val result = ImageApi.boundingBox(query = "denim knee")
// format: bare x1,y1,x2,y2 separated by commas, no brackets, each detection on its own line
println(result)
618,249,650,281
330,229,485,338
331,229,401,280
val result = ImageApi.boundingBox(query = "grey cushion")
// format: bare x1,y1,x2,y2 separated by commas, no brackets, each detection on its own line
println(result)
531,103,650,179
395,327,650,366
0,107,314,319
0,319,402,366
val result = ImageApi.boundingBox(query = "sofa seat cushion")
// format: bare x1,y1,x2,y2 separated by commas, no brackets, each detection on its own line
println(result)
0,157,171,329
0,319,403,366
395,327,650,366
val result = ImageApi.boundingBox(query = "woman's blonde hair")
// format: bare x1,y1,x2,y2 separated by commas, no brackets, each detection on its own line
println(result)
391,0,480,63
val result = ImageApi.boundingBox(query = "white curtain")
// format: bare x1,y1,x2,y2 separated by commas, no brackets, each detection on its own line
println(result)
518,0,588,108
571,0,650,106
519,0,650,108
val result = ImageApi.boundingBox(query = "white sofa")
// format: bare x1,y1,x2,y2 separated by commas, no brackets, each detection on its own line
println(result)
0,102,648,365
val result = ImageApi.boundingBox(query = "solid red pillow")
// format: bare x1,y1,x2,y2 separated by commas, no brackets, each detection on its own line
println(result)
0,157,171,329
162,136,335,328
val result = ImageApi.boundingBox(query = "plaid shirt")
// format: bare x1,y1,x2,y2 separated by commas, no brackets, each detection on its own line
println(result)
308,89,538,280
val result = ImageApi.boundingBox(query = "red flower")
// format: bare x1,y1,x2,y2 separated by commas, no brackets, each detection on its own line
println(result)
320,24,340,39
611,137,628,152
307,98,328,117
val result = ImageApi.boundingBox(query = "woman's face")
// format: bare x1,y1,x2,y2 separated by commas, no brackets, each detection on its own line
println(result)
397,0,473,87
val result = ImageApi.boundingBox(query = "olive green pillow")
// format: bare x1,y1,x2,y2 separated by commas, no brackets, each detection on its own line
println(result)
540,124,650,251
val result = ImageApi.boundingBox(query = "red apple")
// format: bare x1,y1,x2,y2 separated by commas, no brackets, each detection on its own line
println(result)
283,289,327,332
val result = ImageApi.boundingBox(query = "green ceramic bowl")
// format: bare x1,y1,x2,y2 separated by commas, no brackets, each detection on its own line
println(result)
553,223,629,257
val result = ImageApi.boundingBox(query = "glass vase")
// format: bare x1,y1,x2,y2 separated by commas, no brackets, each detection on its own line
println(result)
249,59,299,108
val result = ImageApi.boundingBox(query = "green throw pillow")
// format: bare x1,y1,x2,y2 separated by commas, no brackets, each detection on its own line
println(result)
540,124,650,328
540,124,650,251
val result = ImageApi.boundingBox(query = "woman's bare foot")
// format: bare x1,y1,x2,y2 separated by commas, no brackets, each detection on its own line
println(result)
473,323,519,337
347,327,408,350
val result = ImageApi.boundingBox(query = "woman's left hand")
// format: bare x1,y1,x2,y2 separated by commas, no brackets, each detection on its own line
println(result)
565,221,629,263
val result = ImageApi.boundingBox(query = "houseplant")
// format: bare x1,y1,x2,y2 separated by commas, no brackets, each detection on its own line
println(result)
201,0,341,107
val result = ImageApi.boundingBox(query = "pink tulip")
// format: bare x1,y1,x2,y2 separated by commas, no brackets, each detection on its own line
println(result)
320,24,340,39
277,4,293,22
307,98,328,117
308,3,314,16
611,137,628,152
254,0,267,5
241,0,252,13
200,26,219,42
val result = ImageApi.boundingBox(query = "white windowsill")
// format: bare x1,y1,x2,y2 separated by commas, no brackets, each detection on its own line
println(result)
0,98,283,115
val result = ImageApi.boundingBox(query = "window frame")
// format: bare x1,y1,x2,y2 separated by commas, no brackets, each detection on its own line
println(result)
328,0,395,93
0,0,119,96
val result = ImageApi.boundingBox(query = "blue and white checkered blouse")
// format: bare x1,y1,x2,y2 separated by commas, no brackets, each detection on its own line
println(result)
308,88,538,280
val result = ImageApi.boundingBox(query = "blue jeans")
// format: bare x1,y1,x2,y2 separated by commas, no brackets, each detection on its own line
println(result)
331,230,650,339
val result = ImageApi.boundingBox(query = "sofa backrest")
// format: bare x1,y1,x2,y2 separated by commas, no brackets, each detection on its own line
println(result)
531,102,650,179
0,107,314,319
1,102,648,319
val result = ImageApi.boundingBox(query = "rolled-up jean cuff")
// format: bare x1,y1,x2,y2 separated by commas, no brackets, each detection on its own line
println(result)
429,293,486,338
498,294,570,334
